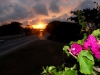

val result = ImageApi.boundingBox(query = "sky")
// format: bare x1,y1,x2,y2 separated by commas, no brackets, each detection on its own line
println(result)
0,0,100,26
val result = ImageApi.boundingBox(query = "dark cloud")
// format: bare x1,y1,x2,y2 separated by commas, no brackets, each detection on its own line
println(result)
0,0,100,26
30,18,50,25
33,0,41,2
61,0,68,2
76,0,95,10
0,0,10,4
0,3,34,22
51,14,68,21
41,18,50,23
22,20,29,26
31,19,40,24
32,3,48,16
9,3,34,20
49,0,60,13
18,0,36,6
0,5,11,16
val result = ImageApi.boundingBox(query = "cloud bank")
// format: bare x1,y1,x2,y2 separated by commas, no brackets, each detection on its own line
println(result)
0,0,99,26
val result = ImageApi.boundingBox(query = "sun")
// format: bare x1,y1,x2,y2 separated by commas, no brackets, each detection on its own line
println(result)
32,23,47,30
37,24,45,29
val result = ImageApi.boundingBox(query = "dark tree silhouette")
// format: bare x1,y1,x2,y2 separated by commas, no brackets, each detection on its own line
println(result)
45,20,83,43
0,21,23,36
23,25,33,35
69,2,100,30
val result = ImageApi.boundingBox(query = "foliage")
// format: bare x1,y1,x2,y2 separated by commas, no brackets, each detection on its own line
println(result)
41,65,77,75
77,50,94,74
69,2,100,30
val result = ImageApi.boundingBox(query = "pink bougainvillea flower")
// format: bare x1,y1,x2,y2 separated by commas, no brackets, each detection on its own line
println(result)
97,40,100,48
83,35,97,50
90,46,98,54
86,35,98,46
90,47,100,58
90,42,100,58
83,34,100,58
70,34,100,58
70,43,82,56
94,52,100,58
83,34,98,50
88,34,97,41
83,41,90,50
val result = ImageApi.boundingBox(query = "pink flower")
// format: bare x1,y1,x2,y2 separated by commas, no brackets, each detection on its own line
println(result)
86,35,98,45
97,40,100,48
83,35,100,58
91,47,100,58
94,52,100,58
83,35,97,50
70,43,82,56
83,41,90,50
70,34,100,58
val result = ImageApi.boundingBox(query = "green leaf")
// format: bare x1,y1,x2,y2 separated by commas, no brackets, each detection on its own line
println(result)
63,69,77,75
79,20,82,25
92,29,100,37
80,33,87,44
77,40,83,45
54,71,63,75
69,41,74,45
61,64,65,69
41,73,46,75
71,64,77,70
63,45,69,51
77,50,94,74
41,67,47,74
50,68,57,74
81,21,86,30
46,66,49,71
83,33,87,40
48,66,56,73
41,66,57,75
63,45,70,57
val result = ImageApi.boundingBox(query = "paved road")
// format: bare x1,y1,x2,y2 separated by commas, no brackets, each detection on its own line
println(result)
0,37,65,75
0,35,39,55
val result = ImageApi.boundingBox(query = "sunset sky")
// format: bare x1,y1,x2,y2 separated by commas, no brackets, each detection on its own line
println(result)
0,0,100,26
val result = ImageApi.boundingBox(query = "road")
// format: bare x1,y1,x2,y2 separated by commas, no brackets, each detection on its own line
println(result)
0,34,65,75
0,35,39,55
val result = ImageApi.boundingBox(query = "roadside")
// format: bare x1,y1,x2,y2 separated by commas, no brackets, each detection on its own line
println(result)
0,34,25,41
0,34,39,56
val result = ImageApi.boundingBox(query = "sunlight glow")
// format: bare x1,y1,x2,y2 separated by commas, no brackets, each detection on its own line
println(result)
32,23,47,30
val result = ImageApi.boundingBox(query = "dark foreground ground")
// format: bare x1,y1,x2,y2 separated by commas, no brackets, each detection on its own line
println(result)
0,39,66,75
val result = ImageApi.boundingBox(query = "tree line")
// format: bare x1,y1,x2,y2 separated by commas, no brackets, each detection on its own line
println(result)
0,21,43,36
0,22,23,36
